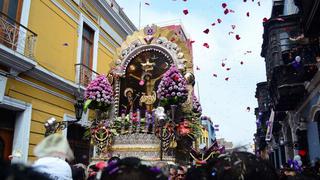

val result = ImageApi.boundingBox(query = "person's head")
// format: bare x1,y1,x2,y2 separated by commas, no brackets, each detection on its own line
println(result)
205,151,278,180
0,162,51,180
185,166,207,180
142,72,152,81
155,161,169,176
101,157,167,180
71,164,86,180
169,165,177,179
176,166,186,180
108,156,120,165
33,133,74,161
124,88,133,98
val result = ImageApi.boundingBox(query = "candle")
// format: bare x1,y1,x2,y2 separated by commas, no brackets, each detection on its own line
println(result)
152,110,155,133
137,109,141,131
146,111,151,132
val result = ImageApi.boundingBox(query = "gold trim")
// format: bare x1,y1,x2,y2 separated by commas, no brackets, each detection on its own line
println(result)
111,147,160,152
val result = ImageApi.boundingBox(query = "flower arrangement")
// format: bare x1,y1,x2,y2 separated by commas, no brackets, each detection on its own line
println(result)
177,120,191,136
192,93,202,115
157,66,188,106
84,75,114,111
176,117,202,138
113,114,147,134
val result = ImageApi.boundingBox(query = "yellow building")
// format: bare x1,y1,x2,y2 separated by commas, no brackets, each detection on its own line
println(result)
197,126,209,149
0,0,136,164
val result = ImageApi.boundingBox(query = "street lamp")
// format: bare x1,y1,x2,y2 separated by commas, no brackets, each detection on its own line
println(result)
44,98,84,136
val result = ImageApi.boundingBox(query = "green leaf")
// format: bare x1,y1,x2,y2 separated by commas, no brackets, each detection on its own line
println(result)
110,129,118,136
83,99,92,113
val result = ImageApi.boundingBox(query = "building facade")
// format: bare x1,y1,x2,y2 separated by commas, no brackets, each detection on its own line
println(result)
255,0,320,168
200,116,216,147
0,0,136,164
216,138,233,151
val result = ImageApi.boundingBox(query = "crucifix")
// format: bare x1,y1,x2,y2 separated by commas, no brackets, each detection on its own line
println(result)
129,57,163,112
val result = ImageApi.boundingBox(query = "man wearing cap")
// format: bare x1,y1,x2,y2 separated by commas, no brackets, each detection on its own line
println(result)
32,133,74,180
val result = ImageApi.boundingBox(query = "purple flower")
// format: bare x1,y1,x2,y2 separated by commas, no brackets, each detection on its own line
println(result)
156,66,188,105
84,75,114,108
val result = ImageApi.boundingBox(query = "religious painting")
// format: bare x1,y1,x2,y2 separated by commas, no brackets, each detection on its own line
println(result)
118,50,172,116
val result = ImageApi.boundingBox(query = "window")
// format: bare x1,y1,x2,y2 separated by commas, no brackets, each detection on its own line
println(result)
0,0,23,22
81,23,94,68
79,23,95,86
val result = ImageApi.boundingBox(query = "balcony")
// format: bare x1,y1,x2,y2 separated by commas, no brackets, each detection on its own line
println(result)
0,12,37,74
75,64,99,88
261,15,319,111
255,82,271,113
0,12,37,59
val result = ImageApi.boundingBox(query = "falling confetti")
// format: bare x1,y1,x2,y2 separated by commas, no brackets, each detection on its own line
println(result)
221,63,226,67
190,40,195,44
240,61,244,65
144,2,150,5
244,50,252,55
228,31,234,35
263,17,268,22
196,66,200,70
217,18,222,23
212,23,216,26
203,43,209,48
258,1,261,6
246,12,250,17
246,107,251,112
203,28,210,34
222,3,227,8
139,80,145,86
229,9,235,13
183,9,189,15
213,73,217,77
235,34,241,40
224,9,229,15
225,77,229,81
226,67,231,71
231,25,236,29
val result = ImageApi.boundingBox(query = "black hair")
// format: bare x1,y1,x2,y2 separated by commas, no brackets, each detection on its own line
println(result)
0,161,51,180
177,166,185,172
185,166,207,180
205,151,278,180
101,157,167,180
108,156,120,164
71,164,86,180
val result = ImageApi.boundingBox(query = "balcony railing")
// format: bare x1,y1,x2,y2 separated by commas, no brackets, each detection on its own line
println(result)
75,63,99,88
0,12,37,59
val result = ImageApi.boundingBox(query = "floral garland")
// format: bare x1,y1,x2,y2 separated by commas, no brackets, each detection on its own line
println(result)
157,65,188,106
84,75,114,112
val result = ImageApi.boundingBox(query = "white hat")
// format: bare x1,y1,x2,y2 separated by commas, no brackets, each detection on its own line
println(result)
34,133,74,161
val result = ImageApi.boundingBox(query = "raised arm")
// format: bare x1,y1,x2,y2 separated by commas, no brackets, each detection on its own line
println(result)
153,73,164,82
129,73,141,81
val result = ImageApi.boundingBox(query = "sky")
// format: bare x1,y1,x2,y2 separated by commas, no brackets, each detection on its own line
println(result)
116,0,272,147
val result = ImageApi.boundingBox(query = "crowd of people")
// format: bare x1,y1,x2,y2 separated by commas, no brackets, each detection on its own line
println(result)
1,133,320,180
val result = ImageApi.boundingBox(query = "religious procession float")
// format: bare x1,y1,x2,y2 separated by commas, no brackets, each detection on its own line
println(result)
83,24,220,164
